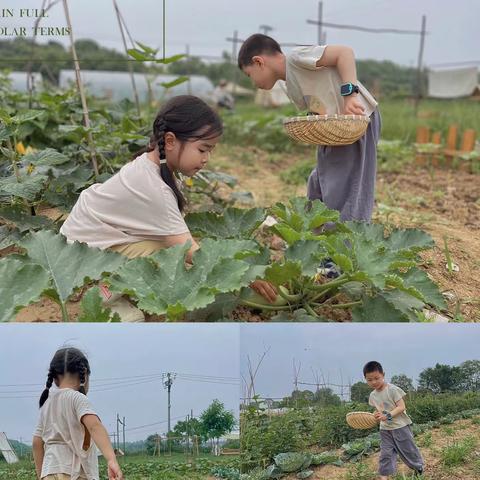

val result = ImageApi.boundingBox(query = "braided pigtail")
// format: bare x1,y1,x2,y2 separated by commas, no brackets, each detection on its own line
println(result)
39,370,54,408
155,116,186,211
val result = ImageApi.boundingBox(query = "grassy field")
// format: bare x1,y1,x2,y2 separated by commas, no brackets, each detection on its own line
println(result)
0,452,237,480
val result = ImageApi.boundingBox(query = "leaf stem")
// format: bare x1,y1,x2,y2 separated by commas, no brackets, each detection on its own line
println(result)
239,299,291,311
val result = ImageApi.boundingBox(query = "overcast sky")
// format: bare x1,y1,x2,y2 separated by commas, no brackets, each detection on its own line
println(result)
1,0,478,68
240,324,480,400
0,324,239,443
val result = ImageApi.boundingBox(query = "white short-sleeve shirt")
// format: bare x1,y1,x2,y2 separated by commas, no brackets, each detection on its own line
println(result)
369,383,413,430
34,388,99,480
285,45,378,116
60,153,189,249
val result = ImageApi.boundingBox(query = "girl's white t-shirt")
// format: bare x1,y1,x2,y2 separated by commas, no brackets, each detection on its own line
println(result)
285,45,378,116
33,388,99,480
60,153,189,249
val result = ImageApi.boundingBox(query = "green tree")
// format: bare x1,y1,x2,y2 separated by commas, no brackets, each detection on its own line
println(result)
459,360,480,392
350,381,372,403
173,417,206,442
418,363,463,393
391,374,415,393
200,399,236,452
314,387,341,406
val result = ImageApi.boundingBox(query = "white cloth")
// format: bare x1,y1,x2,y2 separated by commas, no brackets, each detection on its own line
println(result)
60,153,189,249
428,66,479,98
285,45,377,116
33,389,99,480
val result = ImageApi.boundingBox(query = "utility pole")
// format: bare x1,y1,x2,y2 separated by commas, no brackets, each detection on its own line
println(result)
414,15,427,114
163,372,176,438
116,414,120,453
186,44,192,95
317,2,323,44
226,30,243,94
259,24,273,36
114,414,126,455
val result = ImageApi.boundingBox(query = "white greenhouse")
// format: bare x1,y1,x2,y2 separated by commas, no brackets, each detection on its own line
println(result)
59,70,215,102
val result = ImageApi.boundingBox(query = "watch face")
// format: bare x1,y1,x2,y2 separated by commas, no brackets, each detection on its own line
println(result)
341,84,352,95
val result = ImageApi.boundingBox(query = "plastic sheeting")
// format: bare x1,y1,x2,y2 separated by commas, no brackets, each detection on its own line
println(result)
0,432,18,464
59,70,214,102
428,67,479,98
4,71,43,92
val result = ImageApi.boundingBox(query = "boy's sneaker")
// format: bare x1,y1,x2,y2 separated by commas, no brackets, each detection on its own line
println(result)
99,284,145,323
413,468,424,477
316,258,341,279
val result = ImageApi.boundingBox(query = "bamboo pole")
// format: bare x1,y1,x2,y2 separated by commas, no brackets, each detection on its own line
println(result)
62,0,99,177
112,0,141,117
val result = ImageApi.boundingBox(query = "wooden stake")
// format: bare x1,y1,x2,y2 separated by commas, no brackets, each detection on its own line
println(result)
112,0,141,117
62,0,99,177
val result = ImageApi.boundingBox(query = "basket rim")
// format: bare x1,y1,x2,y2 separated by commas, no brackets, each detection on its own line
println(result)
283,114,370,125
346,411,376,418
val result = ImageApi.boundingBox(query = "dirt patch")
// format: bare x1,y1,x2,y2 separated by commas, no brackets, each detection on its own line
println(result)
279,419,480,480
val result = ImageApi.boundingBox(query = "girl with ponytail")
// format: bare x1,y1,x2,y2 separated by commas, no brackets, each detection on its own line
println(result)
32,348,123,480
60,95,277,320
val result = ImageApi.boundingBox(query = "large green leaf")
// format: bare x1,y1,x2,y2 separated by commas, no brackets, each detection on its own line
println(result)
0,225,21,249
22,148,69,167
0,257,50,322
352,237,403,289
10,110,45,124
109,239,261,320
78,287,120,323
351,294,412,322
400,268,446,310
285,240,326,277
352,288,425,322
160,76,189,89
265,260,302,285
0,174,48,201
386,228,435,252
0,205,53,232
185,207,266,239
270,198,339,244
20,230,126,305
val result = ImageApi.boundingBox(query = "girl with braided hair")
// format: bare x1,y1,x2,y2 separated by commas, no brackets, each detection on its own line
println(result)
60,95,277,320
32,348,123,480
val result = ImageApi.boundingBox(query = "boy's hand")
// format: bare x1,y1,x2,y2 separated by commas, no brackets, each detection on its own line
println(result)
343,95,365,115
374,412,387,422
250,280,278,303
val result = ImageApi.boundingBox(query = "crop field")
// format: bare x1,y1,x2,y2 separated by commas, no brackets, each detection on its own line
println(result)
0,77,478,322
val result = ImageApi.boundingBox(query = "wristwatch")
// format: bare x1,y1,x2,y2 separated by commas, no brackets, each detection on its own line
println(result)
383,411,393,422
340,83,360,96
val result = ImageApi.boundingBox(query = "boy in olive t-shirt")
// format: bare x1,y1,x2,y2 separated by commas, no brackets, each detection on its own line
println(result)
364,361,424,479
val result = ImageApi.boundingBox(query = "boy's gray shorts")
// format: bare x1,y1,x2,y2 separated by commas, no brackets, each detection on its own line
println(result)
307,108,381,222
379,425,424,476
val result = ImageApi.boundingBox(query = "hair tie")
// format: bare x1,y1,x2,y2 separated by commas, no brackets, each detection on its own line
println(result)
159,158,167,164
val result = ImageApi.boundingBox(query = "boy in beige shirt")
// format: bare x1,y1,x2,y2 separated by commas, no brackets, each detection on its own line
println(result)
364,361,424,479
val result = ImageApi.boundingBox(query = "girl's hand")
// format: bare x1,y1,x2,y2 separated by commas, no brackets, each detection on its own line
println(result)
108,459,123,480
250,280,278,303
343,95,365,115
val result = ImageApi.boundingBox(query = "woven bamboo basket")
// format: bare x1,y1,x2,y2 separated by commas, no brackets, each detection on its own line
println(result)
346,412,378,430
283,114,370,146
